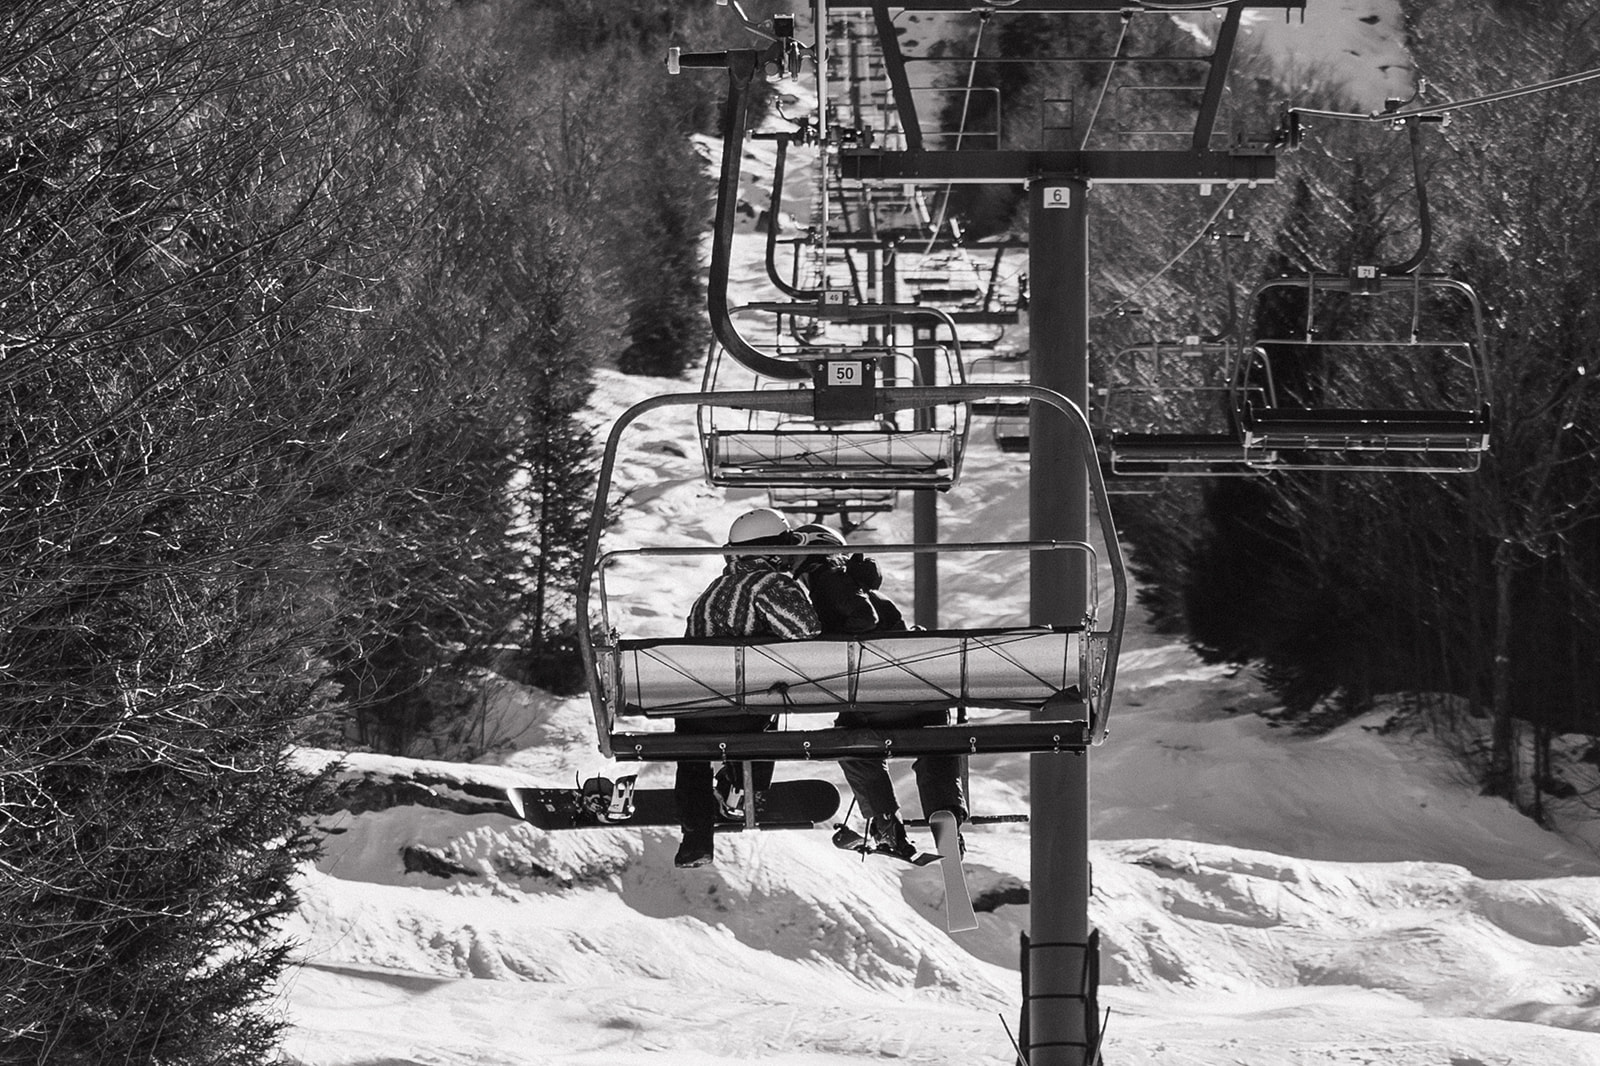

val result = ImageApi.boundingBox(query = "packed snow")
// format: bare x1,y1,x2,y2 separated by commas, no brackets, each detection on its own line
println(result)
277,5,1600,1064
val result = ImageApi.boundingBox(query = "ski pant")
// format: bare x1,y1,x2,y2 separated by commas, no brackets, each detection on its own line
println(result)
673,713,776,836
835,708,965,823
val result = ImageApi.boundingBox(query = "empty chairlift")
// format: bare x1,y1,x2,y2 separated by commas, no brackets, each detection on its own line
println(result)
967,350,1032,453
1243,270,1492,472
766,484,899,529
698,344,970,491
1101,336,1277,477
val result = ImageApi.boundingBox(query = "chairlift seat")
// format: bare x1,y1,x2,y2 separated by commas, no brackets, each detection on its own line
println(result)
914,287,981,302
706,428,956,488
603,626,1090,720
945,310,1022,325
1242,404,1490,452
971,398,1030,417
1110,431,1264,462
1110,432,1277,475
995,436,1031,455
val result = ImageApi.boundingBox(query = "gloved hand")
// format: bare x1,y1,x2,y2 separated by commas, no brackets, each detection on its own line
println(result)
845,551,882,590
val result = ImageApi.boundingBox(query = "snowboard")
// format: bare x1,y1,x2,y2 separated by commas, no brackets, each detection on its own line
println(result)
507,774,840,832
830,824,941,867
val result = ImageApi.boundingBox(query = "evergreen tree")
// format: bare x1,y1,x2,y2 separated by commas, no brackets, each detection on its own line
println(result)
0,0,437,1058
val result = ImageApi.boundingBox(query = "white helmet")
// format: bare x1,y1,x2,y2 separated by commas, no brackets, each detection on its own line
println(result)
727,507,796,547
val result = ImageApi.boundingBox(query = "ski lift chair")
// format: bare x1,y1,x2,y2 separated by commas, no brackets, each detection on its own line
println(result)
966,351,1030,417
961,350,1031,452
595,540,1103,763
698,345,971,491
578,386,1127,764
1101,337,1278,478
767,484,899,529
1242,272,1491,472
991,405,1032,453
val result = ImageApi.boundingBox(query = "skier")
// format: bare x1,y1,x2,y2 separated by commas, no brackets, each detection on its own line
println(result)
675,508,821,868
790,523,966,860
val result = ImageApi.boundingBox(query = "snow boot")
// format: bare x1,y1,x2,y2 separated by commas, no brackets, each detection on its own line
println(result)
674,829,715,868
868,813,916,861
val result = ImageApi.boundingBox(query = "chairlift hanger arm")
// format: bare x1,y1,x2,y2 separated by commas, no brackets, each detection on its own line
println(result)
1382,119,1431,274
1200,210,1243,343
761,134,822,300
674,44,810,381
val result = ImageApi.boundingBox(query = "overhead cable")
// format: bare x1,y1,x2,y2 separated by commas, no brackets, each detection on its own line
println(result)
1291,65,1600,124
1099,184,1242,319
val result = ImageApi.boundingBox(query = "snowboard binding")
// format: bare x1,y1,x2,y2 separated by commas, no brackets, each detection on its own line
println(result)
578,774,637,824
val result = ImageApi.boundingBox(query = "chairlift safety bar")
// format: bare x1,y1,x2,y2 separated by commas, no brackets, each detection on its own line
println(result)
596,539,1102,641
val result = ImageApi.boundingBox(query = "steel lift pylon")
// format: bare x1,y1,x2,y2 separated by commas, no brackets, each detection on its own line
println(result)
821,3,1304,1061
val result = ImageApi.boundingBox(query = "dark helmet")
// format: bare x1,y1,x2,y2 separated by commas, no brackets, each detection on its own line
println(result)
790,522,847,575
793,522,847,548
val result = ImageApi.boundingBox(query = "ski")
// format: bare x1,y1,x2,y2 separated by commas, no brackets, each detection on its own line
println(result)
830,824,941,866
930,810,977,932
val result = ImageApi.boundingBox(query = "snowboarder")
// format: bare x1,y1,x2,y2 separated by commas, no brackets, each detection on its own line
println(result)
675,508,821,868
791,523,966,860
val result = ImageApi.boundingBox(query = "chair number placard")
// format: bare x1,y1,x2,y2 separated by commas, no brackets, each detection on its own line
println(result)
827,361,866,387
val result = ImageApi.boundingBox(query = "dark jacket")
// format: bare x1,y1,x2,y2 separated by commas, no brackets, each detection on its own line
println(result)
803,553,908,634
685,556,820,639
805,558,879,634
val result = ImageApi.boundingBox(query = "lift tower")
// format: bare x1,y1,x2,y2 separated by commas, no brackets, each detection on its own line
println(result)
828,3,1302,1062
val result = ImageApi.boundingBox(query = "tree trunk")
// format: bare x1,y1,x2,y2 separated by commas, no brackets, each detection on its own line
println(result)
1532,721,1550,828
1486,539,1518,803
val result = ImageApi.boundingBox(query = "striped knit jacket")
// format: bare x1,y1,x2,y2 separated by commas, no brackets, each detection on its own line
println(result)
685,556,821,640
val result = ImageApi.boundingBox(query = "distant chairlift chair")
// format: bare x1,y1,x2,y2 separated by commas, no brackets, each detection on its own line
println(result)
766,484,899,531
967,350,1031,453
1102,336,1278,478
1241,270,1491,473
698,343,970,491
